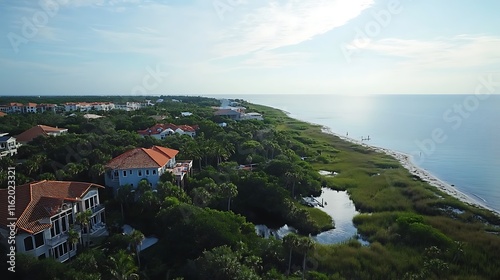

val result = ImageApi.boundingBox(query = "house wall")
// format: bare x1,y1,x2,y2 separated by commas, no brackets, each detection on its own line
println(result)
105,164,174,190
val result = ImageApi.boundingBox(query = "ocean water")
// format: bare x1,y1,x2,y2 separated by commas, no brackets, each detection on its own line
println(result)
223,94,500,213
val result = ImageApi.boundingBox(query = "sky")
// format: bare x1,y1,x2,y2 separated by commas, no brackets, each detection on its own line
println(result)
0,0,499,96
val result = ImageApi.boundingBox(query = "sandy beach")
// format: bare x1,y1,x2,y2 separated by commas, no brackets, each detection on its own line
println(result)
320,127,499,215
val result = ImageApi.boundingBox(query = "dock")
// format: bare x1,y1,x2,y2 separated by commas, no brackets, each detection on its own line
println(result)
301,196,324,207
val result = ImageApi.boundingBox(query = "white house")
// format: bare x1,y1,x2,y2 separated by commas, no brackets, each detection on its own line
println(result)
0,133,21,158
24,103,38,113
241,112,264,121
8,103,23,113
115,102,141,111
37,104,57,113
0,181,106,263
92,102,115,111
137,123,198,139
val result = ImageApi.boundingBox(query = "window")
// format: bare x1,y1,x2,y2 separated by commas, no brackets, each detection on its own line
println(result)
129,170,132,175
138,170,142,176
24,236,34,251
113,170,118,177
54,219,61,236
85,199,90,209
153,170,156,175
34,232,44,248
123,170,127,177
146,170,150,176
62,216,67,232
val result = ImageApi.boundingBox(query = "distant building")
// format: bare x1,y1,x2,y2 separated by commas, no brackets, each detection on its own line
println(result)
115,102,141,111
0,181,106,263
214,109,242,120
181,112,192,117
83,114,104,120
16,125,68,143
37,104,57,113
137,123,198,139
241,112,264,121
24,103,38,113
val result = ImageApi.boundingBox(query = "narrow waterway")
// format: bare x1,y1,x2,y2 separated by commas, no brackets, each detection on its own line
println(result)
255,188,368,244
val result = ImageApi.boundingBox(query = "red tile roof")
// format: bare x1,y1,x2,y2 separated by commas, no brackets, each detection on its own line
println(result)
26,103,37,107
105,145,179,170
0,181,104,234
16,125,67,143
0,112,6,117
137,123,197,135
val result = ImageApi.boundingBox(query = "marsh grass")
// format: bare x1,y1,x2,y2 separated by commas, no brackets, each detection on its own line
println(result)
248,103,500,279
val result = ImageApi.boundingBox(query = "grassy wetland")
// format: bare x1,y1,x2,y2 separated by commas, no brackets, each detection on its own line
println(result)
249,102,500,279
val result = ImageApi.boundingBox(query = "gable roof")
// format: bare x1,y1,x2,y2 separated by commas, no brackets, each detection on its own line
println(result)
0,136,15,142
214,109,241,116
105,145,179,170
16,125,67,143
0,181,104,234
137,123,198,136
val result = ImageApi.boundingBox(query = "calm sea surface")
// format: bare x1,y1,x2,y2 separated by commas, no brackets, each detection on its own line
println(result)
220,94,500,213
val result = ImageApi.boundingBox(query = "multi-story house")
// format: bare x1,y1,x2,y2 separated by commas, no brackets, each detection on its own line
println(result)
0,181,106,263
37,103,57,113
115,102,142,111
104,145,192,191
8,103,23,113
92,102,115,111
137,123,198,139
0,133,21,158
24,103,38,113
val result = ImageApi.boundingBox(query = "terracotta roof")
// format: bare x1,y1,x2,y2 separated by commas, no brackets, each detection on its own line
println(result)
0,181,104,234
16,125,67,143
26,103,37,107
137,123,198,135
9,102,23,107
0,112,6,117
105,145,179,170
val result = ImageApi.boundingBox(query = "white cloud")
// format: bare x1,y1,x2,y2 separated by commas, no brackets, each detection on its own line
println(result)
354,35,500,69
213,0,374,58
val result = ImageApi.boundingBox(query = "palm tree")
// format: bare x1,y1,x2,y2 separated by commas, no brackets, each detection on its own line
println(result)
219,182,238,211
129,230,145,267
297,237,314,280
285,170,301,198
108,250,139,280
76,209,92,248
283,233,300,276
67,227,80,256
116,184,133,221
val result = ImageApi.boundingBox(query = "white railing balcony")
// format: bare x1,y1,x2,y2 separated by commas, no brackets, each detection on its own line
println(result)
46,232,69,247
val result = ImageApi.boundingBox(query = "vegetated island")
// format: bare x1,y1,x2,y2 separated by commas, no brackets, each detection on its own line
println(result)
0,95,499,280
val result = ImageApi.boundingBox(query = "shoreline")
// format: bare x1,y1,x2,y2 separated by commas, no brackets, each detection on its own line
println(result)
320,126,500,215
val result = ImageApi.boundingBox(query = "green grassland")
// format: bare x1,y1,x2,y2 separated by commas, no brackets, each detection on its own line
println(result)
249,102,500,279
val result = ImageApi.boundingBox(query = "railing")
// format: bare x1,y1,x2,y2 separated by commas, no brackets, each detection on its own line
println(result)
46,232,69,246
90,204,105,215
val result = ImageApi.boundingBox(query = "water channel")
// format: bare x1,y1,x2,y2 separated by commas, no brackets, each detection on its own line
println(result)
255,188,368,245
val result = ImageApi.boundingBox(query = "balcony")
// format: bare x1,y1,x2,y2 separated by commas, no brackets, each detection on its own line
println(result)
46,232,70,247
89,204,105,215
